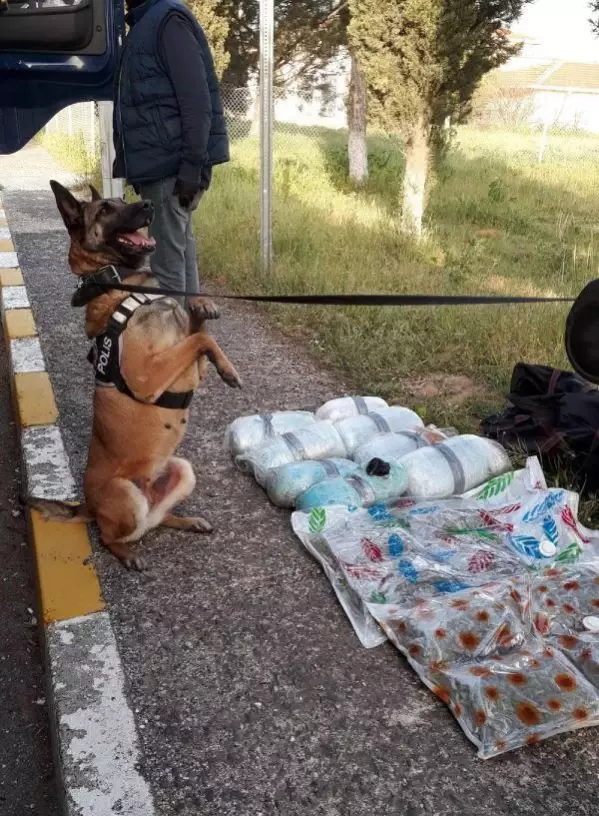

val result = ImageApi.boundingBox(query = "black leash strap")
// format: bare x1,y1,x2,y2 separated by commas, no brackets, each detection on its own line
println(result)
78,280,576,308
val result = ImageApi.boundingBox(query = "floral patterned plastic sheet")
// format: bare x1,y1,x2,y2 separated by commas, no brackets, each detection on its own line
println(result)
291,458,599,758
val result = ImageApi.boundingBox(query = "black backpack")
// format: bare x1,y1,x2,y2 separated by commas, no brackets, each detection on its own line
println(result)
481,363,599,493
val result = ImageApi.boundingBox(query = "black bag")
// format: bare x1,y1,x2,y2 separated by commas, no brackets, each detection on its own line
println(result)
481,363,599,493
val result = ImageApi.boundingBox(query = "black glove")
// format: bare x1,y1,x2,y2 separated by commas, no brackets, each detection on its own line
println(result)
173,178,202,210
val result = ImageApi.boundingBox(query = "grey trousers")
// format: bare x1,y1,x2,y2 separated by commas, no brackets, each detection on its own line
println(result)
138,176,203,297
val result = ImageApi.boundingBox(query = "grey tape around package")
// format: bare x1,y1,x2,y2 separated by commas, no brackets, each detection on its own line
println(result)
369,412,391,433
282,431,307,459
436,443,466,495
352,396,369,415
320,459,340,476
345,474,376,505
260,413,275,436
400,430,428,448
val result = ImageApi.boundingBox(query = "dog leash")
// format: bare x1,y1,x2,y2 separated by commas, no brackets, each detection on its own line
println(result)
76,280,577,308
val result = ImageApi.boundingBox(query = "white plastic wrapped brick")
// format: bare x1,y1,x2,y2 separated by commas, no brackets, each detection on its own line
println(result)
315,396,388,423
236,421,347,487
225,410,316,456
401,434,511,500
352,428,448,467
335,407,424,456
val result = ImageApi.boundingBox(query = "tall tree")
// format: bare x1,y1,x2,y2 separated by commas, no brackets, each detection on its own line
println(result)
347,51,368,185
348,0,533,236
187,0,230,78
219,1,346,88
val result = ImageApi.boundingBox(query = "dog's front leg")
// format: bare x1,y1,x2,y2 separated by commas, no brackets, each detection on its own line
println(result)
199,333,243,388
121,332,241,403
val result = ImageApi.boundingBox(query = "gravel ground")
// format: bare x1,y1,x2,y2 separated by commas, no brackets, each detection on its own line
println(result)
5,183,599,816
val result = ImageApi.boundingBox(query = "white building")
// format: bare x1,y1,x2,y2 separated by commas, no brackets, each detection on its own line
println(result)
482,32,599,132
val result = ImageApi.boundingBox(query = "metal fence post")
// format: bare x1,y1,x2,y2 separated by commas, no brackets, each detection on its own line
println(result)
538,118,550,163
98,101,124,199
259,0,274,274
89,101,96,158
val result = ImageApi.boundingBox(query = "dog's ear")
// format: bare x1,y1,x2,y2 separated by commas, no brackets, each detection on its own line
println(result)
89,184,102,202
50,180,83,232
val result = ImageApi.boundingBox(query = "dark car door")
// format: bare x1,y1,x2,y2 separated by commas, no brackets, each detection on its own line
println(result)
0,0,124,153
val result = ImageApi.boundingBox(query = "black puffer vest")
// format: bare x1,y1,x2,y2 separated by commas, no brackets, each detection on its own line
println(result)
114,0,229,185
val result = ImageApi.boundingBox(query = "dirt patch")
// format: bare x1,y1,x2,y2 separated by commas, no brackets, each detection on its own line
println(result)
402,373,490,406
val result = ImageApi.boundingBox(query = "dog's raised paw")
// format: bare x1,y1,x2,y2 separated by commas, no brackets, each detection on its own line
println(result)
219,365,242,389
189,297,220,322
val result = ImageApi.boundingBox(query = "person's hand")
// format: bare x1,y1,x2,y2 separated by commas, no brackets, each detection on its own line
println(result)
173,178,202,210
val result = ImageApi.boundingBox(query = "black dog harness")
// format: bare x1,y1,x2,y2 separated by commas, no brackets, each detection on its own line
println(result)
84,266,194,410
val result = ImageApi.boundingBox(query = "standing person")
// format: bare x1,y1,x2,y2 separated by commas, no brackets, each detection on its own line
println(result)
113,0,229,298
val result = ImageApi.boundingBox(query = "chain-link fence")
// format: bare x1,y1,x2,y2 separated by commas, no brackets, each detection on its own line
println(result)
42,67,599,179
44,101,98,155
42,80,347,154
38,66,599,259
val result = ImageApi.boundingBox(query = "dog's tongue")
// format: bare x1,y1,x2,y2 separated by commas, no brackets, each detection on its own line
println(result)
122,231,156,248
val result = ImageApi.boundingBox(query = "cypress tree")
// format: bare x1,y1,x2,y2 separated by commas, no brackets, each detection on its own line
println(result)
349,0,532,235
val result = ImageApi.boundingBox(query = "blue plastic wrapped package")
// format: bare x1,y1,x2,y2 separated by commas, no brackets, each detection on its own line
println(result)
401,434,511,500
225,410,316,456
265,458,361,508
334,407,424,456
352,428,448,467
236,421,347,487
316,396,388,423
296,462,408,511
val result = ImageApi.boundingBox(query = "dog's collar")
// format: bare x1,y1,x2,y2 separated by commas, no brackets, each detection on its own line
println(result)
72,265,144,308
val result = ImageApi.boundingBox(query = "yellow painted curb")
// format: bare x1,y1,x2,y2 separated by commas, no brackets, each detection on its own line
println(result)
14,372,58,426
0,202,107,629
30,510,105,626
0,267,23,286
4,309,37,338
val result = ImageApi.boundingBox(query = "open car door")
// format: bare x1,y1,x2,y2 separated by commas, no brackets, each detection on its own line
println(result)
0,0,124,154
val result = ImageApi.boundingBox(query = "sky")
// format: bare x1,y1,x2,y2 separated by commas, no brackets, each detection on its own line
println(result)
518,0,599,61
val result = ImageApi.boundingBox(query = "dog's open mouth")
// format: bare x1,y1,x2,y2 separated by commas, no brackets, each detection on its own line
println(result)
116,228,156,252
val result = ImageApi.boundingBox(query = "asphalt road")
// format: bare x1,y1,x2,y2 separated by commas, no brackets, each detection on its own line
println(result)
6,185,599,816
0,329,60,815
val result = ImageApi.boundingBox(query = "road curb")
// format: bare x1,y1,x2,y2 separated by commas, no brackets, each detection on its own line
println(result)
0,198,156,816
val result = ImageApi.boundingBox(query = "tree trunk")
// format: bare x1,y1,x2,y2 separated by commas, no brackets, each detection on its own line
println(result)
347,53,368,186
401,114,430,238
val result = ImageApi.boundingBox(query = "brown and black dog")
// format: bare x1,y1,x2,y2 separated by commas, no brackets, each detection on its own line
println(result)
33,181,241,569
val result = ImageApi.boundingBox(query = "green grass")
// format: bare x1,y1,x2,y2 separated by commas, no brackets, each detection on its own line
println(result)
40,130,102,189
198,125,599,429
42,121,599,432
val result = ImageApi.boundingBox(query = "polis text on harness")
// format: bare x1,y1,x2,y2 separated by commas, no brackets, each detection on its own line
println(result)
86,267,193,410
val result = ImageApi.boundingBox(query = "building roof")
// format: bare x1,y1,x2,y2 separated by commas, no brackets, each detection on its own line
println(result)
494,60,599,93
547,62,599,90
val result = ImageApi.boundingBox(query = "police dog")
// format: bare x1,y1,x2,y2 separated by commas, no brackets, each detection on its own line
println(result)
34,181,241,569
